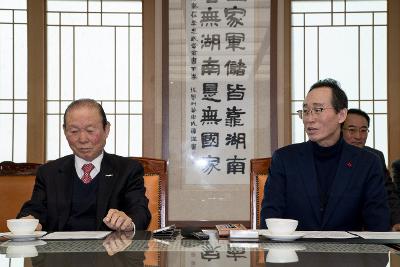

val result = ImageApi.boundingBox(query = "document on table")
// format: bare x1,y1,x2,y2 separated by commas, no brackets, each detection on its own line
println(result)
350,232,400,239
41,231,111,240
257,230,357,239
299,231,357,239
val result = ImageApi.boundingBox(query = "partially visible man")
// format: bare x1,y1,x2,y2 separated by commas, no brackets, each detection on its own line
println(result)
393,160,400,195
260,78,390,231
342,108,400,230
18,99,151,231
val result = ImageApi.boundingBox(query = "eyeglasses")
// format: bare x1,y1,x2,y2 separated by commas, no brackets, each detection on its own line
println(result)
342,126,369,135
296,107,335,119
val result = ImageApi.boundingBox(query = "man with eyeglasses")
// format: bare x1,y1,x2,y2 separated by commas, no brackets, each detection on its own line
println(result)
260,78,390,231
342,108,400,231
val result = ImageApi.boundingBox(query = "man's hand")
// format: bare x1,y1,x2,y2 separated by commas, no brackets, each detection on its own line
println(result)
103,209,134,231
392,223,400,231
102,231,133,256
20,215,42,231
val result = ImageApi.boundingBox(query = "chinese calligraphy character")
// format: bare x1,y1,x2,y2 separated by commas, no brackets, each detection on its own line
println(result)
200,7,221,27
225,106,245,127
227,84,246,100
224,6,246,27
224,59,246,76
201,132,219,148
201,106,222,125
201,34,221,51
202,83,221,102
225,132,246,149
226,32,245,51
227,246,246,261
201,155,221,175
202,57,220,76
226,155,246,174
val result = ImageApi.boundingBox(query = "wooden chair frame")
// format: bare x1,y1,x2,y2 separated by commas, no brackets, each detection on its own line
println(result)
132,157,167,230
250,157,272,229
0,161,40,176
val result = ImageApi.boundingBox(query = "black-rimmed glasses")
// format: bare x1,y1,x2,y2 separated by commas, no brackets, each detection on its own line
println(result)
296,107,335,119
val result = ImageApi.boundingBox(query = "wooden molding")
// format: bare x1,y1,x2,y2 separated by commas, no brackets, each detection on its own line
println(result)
388,0,400,164
27,0,46,163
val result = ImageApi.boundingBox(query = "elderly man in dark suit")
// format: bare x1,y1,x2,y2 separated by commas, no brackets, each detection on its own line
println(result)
342,108,400,231
18,99,151,231
260,79,390,231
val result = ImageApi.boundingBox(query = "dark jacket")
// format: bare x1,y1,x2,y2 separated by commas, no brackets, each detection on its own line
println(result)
260,140,390,231
364,146,400,226
18,152,151,231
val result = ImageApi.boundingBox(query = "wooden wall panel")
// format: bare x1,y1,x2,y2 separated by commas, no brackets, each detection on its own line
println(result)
388,0,400,164
27,0,46,163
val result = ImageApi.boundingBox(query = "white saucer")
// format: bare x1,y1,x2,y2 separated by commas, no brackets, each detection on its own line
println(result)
1,240,47,247
2,231,47,241
263,243,306,251
262,231,304,241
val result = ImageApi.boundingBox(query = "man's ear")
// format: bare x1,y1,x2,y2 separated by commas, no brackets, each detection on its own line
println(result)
105,122,111,137
62,125,67,136
338,108,348,124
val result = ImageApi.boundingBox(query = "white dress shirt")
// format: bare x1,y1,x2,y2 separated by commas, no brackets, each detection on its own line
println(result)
74,152,103,181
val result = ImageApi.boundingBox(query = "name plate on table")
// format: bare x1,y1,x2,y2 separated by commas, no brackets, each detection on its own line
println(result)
41,231,111,240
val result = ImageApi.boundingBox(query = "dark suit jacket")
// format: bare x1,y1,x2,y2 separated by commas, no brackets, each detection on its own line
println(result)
18,152,151,231
364,146,400,225
260,140,390,231
393,159,400,196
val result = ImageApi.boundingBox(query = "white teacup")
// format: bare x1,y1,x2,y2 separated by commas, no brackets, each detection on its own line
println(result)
1,240,46,258
6,245,38,258
266,248,299,263
265,244,306,263
266,218,298,235
7,219,39,235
